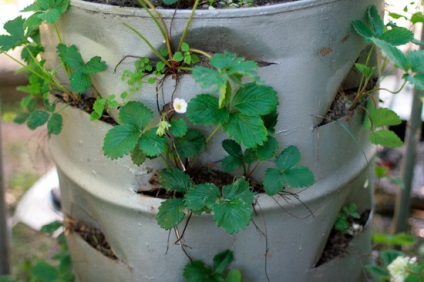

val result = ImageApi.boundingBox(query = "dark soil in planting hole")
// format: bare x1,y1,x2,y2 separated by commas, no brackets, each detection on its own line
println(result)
143,166,266,198
315,209,371,267
64,217,118,260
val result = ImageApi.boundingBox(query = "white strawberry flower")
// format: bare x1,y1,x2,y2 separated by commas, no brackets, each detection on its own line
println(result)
173,98,187,114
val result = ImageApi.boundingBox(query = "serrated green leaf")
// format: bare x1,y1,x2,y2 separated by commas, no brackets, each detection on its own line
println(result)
355,63,376,79
175,129,206,158
352,19,374,39
223,112,267,148
213,198,252,234
367,5,384,36
380,27,414,46
57,44,83,69
103,124,140,159
225,269,242,282
47,113,63,135
284,166,315,188
210,52,258,79
27,110,49,129
25,0,70,23
222,156,243,172
186,94,230,125
370,130,403,147
407,50,424,73
256,136,279,159
368,107,402,128
139,128,168,157
119,101,153,130
275,145,300,170
192,66,226,91
371,38,408,71
81,56,107,74
69,68,91,93
0,17,27,51
184,183,220,210
159,168,191,192
170,118,187,137
183,261,213,282
264,168,285,195
130,146,146,166
222,139,242,157
24,13,43,35
157,198,185,230
232,83,278,116
213,250,234,276
222,178,255,204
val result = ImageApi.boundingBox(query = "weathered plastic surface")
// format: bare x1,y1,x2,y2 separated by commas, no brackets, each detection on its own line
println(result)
51,105,374,281
45,0,382,280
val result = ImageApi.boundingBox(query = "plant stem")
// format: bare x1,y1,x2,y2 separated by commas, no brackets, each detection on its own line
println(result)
189,48,212,58
206,125,221,143
178,0,200,51
350,45,375,108
54,23,72,77
137,0,173,58
122,23,171,67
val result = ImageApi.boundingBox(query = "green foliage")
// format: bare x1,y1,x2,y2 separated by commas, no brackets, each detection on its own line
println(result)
263,146,314,195
366,105,403,148
157,198,186,230
174,129,206,158
120,57,161,97
173,42,199,65
57,44,107,94
372,233,416,247
0,221,74,282
353,5,424,91
159,168,192,192
334,203,360,233
212,178,255,233
0,17,28,51
193,52,259,108
157,175,255,233
183,250,241,282
103,101,169,161
90,95,119,121
22,0,70,24
366,232,424,282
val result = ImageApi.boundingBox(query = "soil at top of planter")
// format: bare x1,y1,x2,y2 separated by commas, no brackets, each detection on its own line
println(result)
82,0,298,9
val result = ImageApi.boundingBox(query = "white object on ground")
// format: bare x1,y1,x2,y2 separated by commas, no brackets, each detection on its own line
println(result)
13,168,62,231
